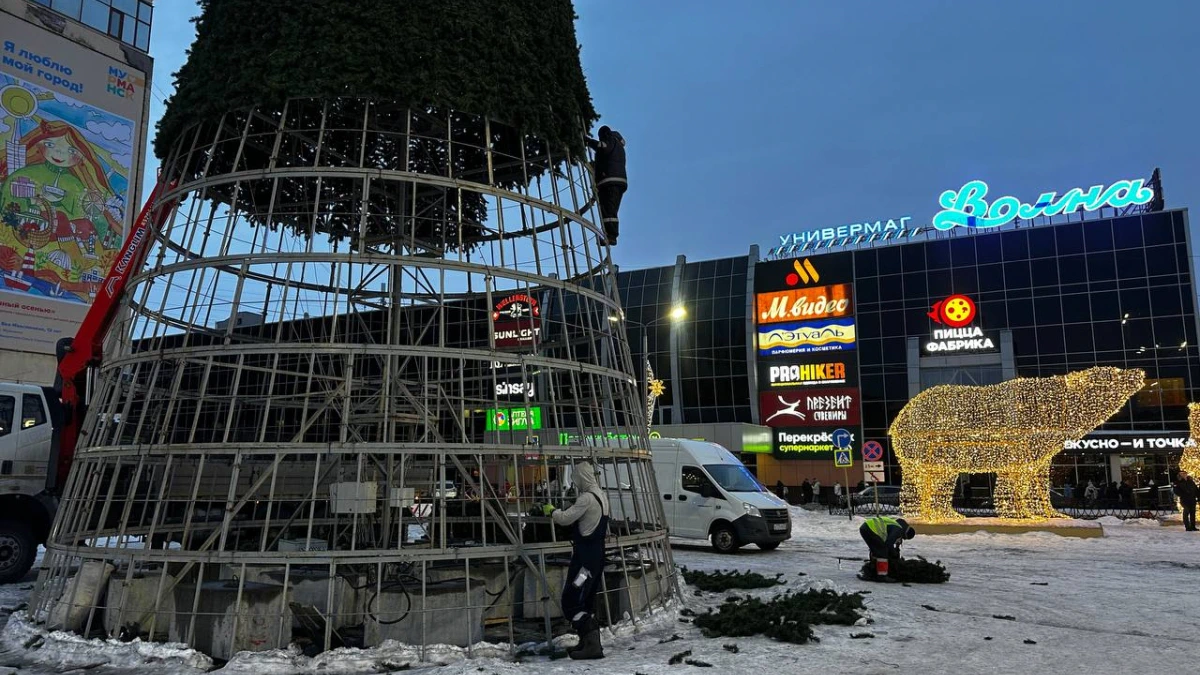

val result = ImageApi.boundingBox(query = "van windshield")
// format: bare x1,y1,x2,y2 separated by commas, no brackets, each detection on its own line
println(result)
703,464,764,493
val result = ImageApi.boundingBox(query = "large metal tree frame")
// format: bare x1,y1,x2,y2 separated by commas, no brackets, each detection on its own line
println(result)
31,99,676,658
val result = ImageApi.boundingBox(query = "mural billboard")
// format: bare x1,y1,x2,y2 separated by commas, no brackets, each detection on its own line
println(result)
0,11,149,355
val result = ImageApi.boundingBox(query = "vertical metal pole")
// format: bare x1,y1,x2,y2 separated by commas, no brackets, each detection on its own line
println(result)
642,329,650,432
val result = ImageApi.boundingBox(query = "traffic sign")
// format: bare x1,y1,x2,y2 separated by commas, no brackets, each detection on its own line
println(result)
865,469,886,482
862,440,884,462
834,450,853,467
832,428,853,450
863,461,884,473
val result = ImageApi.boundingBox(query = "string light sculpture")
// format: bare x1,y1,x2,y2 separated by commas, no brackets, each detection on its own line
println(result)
1180,403,1200,479
889,367,1145,522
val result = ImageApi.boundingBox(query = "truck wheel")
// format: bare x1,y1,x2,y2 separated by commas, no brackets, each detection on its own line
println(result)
757,542,781,551
710,524,740,554
0,520,36,584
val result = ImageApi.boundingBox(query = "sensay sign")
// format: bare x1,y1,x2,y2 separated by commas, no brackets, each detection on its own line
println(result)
933,178,1154,232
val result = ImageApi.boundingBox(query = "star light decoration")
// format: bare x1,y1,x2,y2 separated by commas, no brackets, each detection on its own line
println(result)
889,367,1145,522
645,359,665,432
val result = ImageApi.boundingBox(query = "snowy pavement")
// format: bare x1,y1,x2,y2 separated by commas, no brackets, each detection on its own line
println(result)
3,507,1200,674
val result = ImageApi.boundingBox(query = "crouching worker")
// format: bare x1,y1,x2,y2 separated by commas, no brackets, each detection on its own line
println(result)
859,516,915,581
541,461,609,659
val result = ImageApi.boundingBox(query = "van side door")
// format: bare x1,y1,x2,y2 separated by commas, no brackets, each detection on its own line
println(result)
677,465,718,538
0,394,17,482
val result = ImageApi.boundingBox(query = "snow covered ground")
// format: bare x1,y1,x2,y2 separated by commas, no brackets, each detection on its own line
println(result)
3,507,1200,674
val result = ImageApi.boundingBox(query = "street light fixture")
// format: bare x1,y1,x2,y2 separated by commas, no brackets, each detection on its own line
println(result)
609,305,688,429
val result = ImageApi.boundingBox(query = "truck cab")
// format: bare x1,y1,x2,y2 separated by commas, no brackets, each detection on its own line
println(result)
0,383,58,583
650,438,790,553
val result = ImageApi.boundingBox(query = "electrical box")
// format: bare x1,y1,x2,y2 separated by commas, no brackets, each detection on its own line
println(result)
329,481,378,514
389,487,415,509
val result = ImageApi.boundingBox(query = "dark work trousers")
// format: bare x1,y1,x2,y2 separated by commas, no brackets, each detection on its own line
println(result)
597,181,626,241
562,514,610,628
1183,501,1197,531
859,522,902,560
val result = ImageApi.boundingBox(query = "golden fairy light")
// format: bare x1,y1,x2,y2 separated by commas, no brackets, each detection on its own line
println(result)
889,367,1145,522
645,360,665,432
1181,403,1200,479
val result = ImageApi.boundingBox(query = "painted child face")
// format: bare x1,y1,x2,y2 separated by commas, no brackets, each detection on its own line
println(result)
42,137,83,168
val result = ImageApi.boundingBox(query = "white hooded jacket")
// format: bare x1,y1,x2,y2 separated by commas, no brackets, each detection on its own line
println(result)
550,461,610,537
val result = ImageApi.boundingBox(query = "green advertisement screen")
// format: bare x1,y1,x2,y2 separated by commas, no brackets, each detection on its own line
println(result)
486,407,543,431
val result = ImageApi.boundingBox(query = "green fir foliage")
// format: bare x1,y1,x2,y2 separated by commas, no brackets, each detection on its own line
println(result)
692,589,867,645
680,567,787,592
156,0,597,159
859,557,951,584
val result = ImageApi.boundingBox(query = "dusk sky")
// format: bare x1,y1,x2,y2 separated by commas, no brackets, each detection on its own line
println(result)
146,1,1200,270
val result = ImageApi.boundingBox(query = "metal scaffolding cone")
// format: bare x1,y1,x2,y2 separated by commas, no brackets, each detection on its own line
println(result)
31,99,676,659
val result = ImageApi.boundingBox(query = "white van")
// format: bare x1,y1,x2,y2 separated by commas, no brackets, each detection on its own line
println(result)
643,438,790,553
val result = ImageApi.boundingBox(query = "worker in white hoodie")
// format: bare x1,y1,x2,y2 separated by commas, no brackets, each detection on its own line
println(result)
541,460,609,660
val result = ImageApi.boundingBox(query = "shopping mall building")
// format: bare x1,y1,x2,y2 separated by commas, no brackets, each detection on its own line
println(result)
616,170,1199,494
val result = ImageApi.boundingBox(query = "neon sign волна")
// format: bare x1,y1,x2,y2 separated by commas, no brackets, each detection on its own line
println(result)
933,179,1154,232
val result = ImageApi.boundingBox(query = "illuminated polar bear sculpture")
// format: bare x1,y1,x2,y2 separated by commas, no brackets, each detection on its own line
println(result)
889,367,1145,521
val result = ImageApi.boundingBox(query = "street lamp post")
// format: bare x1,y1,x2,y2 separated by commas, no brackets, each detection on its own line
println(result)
610,305,687,431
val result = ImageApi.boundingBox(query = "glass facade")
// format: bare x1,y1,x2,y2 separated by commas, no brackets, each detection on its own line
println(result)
612,209,1198,493
31,0,153,51
615,255,752,426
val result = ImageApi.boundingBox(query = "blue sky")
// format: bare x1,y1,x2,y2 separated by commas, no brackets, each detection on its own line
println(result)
145,0,1200,270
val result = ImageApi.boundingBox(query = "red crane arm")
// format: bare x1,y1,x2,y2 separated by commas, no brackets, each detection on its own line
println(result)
51,179,178,489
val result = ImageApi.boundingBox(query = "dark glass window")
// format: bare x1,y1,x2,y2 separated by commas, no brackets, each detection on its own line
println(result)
879,275,904,303
903,272,927,299
902,245,926,273
1064,324,1095,354
878,247,902,275
926,240,952,269
950,237,976,266
927,270,953,297
1086,252,1117,281
979,300,1007,328
952,267,979,294
1037,326,1066,355
21,394,46,429
857,311,881,340
1059,255,1087,284
979,264,1005,292
1115,248,1148,282
1084,221,1114,252
1065,291,1094,324
1012,328,1037,355
1008,300,1034,327
1034,296,1062,325
1030,258,1059,287
1056,223,1085,255
1112,217,1144,249
1090,291,1120,321
857,275,879,304
855,250,878,277
1027,228,1057,258
882,338,906,364
1002,231,1029,261
1150,286,1183,317
1093,321,1124,352
1144,246,1178,276
1004,261,1032,289
859,338,883,366
976,237,1003,264
1141,212,1174,245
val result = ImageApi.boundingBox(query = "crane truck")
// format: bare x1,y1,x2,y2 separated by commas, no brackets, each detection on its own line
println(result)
0,181,175,583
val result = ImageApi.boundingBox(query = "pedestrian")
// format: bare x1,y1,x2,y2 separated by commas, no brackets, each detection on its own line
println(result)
859,515,916,581
1063,482,1073,500
586,126,627,246
812,479,822,504
833,482,843,506
541,461,609,659
1084,480,1098,504
775,480,786,499
800,479,812,505
1174,470,1198,531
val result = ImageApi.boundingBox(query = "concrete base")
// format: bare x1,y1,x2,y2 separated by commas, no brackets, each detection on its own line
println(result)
596,564,668,626
907,518,1104,539
520,563,570,620
170,580,292,661
104,574,176,640
365,580,486,647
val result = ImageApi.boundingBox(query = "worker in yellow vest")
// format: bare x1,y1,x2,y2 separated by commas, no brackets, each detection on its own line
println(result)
860,516,916,580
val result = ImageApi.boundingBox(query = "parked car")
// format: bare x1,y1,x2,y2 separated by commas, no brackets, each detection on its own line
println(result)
433,480,458,499
851,485,902,505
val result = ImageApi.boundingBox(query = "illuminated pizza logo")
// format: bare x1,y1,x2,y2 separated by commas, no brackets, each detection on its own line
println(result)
493,411,508,428
928,294,977,328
